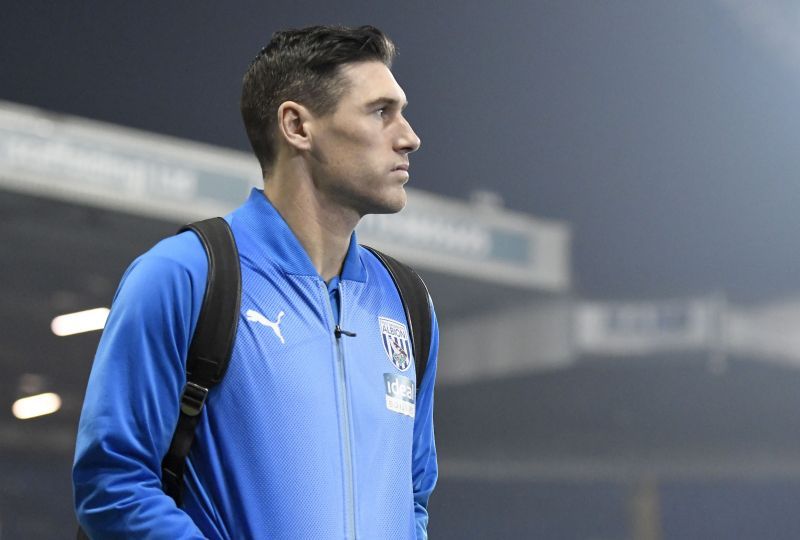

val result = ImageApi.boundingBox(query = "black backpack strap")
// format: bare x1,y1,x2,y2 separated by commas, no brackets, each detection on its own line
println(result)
161,217,241,506
363,246,433,395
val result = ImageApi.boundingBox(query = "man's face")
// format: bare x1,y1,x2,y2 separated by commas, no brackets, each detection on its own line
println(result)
307,61,421,216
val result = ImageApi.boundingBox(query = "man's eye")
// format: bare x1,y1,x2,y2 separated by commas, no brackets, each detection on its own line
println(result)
376,108,386,118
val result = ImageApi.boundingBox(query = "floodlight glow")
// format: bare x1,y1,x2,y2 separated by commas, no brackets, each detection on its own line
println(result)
12,392,62,420
51,307,110,336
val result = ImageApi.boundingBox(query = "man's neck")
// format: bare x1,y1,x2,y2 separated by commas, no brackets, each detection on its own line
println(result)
263,171,359,282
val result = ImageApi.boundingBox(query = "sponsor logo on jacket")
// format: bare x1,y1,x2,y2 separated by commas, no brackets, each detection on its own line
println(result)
384,373,415,418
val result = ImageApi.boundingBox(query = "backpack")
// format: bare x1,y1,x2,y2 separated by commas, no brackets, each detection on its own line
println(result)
162,217,434,506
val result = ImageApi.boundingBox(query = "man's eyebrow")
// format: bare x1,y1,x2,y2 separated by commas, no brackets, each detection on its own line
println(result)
364,97,408,110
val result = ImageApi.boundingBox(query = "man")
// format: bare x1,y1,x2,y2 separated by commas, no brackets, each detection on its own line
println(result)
73,25,438,539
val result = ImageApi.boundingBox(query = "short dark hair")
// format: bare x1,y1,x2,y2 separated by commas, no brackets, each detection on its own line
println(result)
241,25,397,175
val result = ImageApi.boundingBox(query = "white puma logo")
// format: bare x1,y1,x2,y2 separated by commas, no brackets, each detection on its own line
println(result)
245,309,286,344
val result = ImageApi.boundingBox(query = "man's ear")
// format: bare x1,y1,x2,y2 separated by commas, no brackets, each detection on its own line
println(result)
277,101,313,152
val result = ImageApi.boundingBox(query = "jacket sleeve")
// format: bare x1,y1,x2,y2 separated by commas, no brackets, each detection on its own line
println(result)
73,241,207,539
411,300,439,540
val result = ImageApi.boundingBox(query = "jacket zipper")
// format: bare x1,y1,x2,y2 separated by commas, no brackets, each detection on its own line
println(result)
322,280,357,540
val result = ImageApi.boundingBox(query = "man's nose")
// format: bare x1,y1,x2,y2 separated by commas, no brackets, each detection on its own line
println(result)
395,116,421,154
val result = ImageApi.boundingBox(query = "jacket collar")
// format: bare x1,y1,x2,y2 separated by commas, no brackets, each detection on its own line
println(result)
229,188,367,283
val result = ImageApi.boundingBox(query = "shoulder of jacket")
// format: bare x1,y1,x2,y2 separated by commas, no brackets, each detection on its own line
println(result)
116,231,210,302
141,229,208,271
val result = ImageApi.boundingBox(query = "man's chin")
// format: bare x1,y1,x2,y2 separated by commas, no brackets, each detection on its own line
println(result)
377,196,407,215
359,190,407,216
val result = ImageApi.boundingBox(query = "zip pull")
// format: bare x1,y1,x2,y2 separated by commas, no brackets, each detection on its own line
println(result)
334,325,357,339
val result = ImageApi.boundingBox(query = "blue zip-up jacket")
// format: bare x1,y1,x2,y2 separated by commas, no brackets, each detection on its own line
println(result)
73,189,438,539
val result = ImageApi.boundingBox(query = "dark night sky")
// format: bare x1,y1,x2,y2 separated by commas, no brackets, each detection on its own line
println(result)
3,0,799,303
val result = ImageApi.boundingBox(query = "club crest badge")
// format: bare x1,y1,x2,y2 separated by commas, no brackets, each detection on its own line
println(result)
379,316,413,372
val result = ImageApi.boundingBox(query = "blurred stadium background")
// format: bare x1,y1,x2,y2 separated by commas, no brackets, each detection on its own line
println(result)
3,1,800,539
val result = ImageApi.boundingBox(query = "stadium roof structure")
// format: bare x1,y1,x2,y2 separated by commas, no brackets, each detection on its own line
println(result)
0,99,572,455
